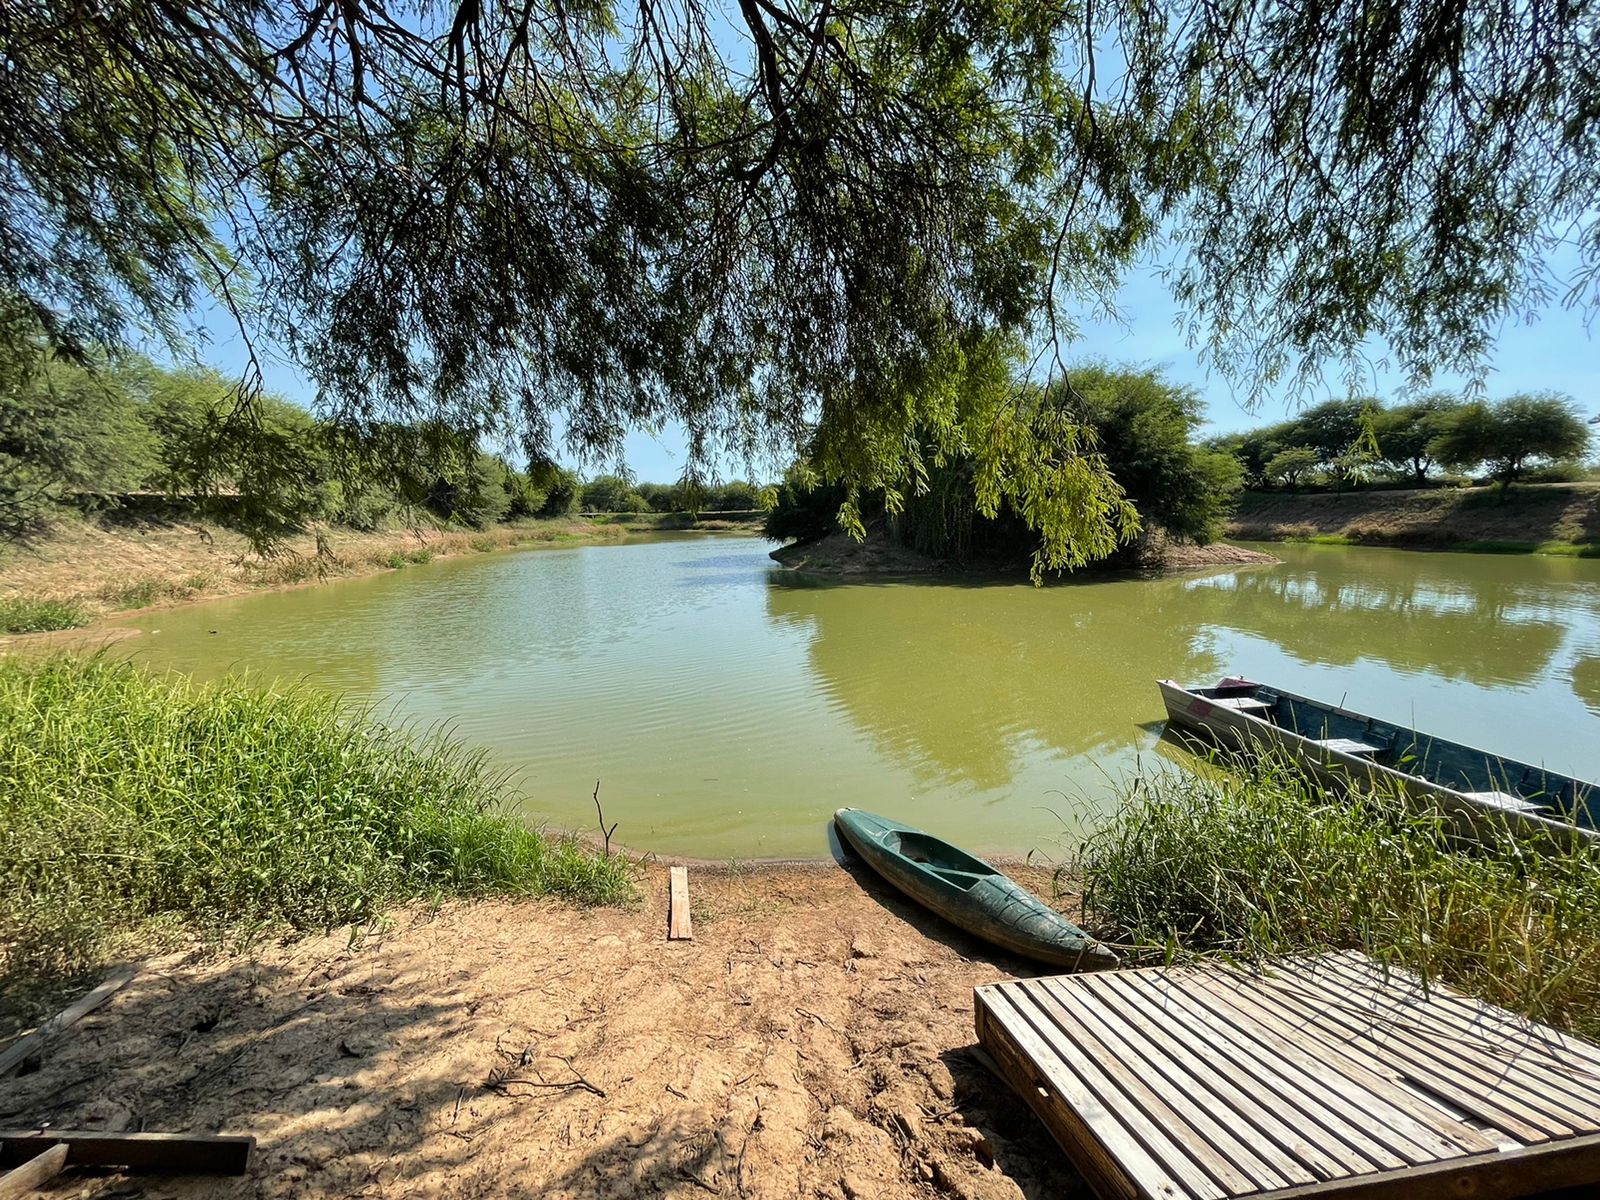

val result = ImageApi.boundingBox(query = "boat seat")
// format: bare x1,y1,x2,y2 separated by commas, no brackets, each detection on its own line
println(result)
1461,790,1545,813
1312,737,1383,756
1210,696,1272,712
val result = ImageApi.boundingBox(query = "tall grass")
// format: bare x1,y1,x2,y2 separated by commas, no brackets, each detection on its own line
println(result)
0,596,88,633
0,655,635,1012
1073,760,1600,1038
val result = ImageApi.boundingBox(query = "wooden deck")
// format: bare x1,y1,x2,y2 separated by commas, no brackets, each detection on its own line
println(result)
974,951,1600,1200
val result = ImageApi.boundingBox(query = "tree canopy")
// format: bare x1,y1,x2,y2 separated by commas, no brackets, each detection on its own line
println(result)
1430,394,1592,486
4,0,1598,558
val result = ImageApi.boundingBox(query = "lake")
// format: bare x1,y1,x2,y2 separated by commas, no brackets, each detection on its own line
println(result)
107,535,1600,859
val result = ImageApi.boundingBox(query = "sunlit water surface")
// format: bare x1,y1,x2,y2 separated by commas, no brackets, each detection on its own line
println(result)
105,535,1600,858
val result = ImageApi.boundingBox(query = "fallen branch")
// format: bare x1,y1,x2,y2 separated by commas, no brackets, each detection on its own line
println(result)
485,1056,605,1099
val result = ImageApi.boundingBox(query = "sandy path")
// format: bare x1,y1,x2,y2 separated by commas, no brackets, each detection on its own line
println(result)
2,864,1084,1199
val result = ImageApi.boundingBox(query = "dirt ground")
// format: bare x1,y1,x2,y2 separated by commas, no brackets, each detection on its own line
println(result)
0,514,637,615
1227,482,1600,547
1,863,1089,1199
769,526,1277,578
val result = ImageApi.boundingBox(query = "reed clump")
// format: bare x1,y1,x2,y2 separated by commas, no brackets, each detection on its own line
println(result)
0,655,636,1013
1074,759,1600,1038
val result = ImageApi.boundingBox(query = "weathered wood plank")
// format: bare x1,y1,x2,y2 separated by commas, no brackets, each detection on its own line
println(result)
978,954,1600,1200
668,866,692,940
1253,964,1591,1136
0,968,137,1077
1017,979,1270,1195
1077,972,1354,1180
1183,969,1509,1155
1131,970,1453,1164
977,985,1209,1200
1310,954,1600,1097
0,1131,255,1175
1260,1131,1600,1199
1088,971,1392,1176
0,1144,68,1200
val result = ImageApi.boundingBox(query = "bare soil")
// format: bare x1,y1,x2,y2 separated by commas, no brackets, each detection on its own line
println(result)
770,529,1277,578
1,863,1088,1199
0,515,635,630
1228,483,1600,547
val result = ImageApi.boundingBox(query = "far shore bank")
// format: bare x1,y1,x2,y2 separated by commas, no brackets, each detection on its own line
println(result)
769,527,1280,578
1227,481,1600,555
0,511,762,638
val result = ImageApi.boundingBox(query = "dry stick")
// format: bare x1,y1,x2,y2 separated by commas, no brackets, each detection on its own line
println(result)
0,967,139,1078
592,779,618,857
0,1143,69,1199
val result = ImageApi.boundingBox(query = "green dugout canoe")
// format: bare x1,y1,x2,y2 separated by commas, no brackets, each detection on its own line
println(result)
833,808,1117,971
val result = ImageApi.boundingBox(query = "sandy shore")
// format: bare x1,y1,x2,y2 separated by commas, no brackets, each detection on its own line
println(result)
3,863,1081,1199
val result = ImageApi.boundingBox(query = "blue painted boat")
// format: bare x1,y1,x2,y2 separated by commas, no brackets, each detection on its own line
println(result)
1159,677,1599,849
833,808,1117,970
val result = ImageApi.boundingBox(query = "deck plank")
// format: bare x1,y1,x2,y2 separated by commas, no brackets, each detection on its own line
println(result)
1081,972,1373,1178
977,985,1207,1200
1021,978,1292,1193
974,952,1600,1200
1150,970,1470,1160
1250,964,1587,1137
1313,954,1600,1088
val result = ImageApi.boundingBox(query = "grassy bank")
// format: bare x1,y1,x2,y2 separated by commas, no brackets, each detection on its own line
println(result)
1072,761,1600,1038
0,655,635,1023
0,514,640,634
1227,482,1600,555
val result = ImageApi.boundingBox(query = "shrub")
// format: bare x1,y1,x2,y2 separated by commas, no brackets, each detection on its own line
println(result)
0,596,88,633
1074,759,1600,1038
0,656,637,1007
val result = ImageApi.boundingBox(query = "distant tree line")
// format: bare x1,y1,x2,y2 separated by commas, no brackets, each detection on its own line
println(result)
581,477,765,515
1210,394,1593,492
766,363,1243,574
0,355,745,543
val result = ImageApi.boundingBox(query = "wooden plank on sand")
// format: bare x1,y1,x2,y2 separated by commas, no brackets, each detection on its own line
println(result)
669,866,693,940
0,966,138,1077
0,1131,255,1175
0,1144,68,1200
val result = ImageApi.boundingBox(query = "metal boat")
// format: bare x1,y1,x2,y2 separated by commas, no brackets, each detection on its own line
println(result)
1159,676,1598,848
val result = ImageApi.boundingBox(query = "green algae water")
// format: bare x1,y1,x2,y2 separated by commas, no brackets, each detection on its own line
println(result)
104,535,1600,858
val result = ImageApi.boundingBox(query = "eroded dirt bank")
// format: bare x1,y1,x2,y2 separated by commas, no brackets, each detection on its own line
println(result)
1227,482,1600,549
2,863,1084,1199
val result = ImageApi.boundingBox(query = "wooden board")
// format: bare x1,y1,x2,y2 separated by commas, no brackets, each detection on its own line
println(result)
0,1131,255,1175
0,967,137,1077
0,1144,68,1200
668,866,693,940
975,951,1600,1200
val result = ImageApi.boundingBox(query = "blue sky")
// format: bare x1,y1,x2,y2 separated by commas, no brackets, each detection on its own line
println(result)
192,258,1600,484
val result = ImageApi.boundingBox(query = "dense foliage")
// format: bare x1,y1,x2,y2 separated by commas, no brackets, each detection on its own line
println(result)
1213,392,1592,490
4,0,1597,566
1076,760,1600,1038
1,354,747,539
766,362,1239,574
0,655,636,1010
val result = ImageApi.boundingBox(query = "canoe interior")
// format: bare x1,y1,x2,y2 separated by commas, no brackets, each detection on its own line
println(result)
883,830,995,888
1181,680,1598,830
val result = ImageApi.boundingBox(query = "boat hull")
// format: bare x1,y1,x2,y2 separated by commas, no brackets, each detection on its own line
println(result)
1158,678,1598,850
833,808,1116,970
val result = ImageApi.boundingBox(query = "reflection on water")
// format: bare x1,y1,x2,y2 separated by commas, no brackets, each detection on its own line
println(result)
107,535,1600,858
